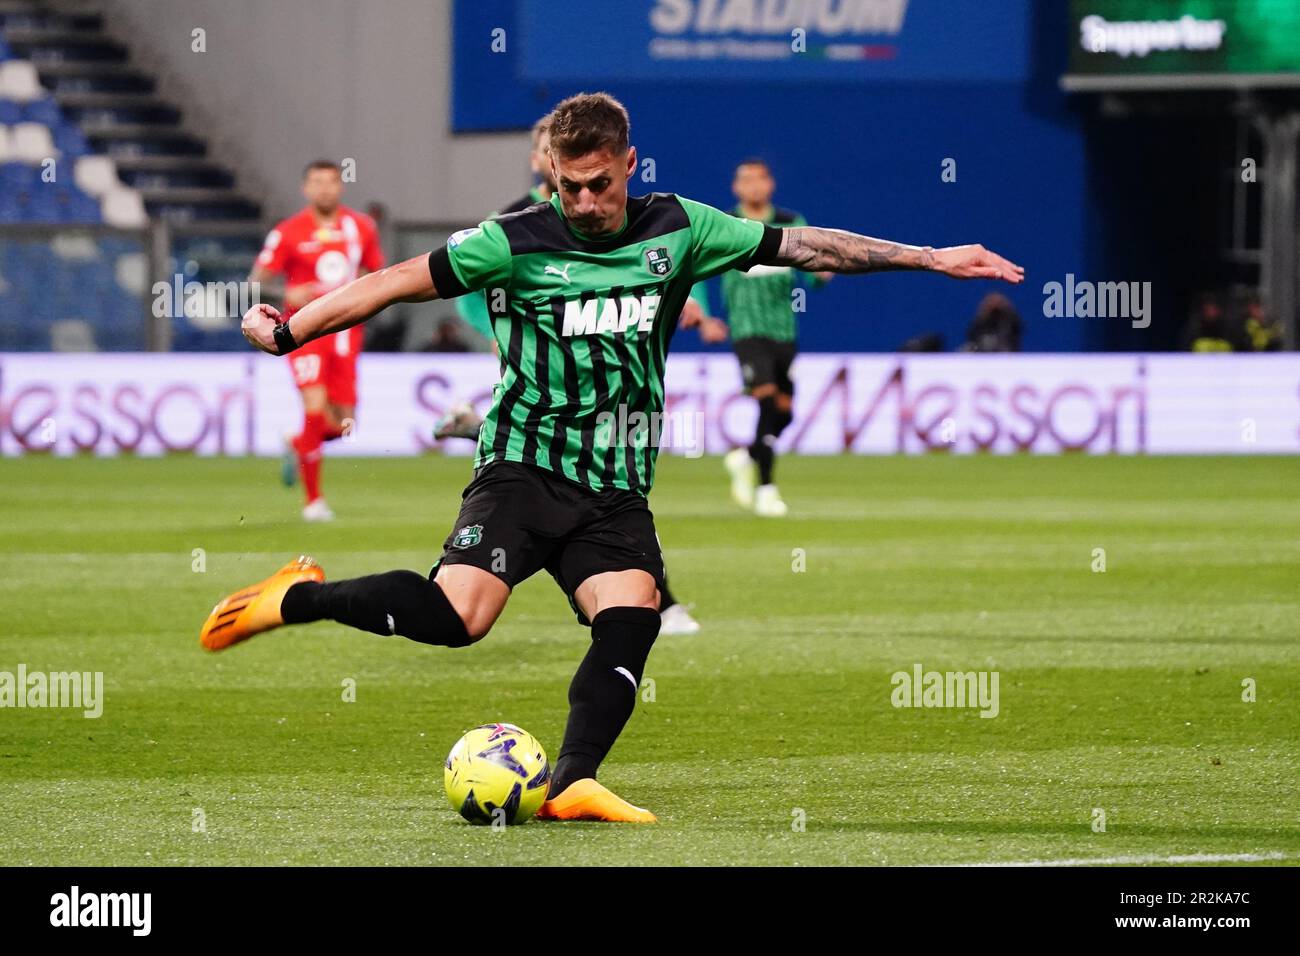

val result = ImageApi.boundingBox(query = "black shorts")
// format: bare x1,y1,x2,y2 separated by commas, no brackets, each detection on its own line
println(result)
432,461,665,625
734,336,797,395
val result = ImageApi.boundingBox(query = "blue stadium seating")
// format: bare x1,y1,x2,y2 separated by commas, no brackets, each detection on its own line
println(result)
0,158,101,223
0,232,150,350
51,121,89,157
21,95,59,127
0,14,259,352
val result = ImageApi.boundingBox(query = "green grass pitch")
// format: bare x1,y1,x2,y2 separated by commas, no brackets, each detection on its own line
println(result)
1,452,1297,866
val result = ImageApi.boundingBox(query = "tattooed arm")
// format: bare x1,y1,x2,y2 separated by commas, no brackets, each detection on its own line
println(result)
772,227,1024,283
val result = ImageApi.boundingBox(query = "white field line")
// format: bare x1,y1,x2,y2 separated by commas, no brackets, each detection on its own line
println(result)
952,851,1293,867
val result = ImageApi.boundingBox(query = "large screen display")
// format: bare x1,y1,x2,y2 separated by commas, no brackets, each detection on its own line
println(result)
1065,0,1300,89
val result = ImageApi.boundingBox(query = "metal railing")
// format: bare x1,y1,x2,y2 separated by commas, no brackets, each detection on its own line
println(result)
0,219,487,352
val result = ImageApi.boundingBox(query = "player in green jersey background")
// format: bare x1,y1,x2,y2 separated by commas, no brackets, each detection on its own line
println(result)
710,158,832,517
444,115,559,359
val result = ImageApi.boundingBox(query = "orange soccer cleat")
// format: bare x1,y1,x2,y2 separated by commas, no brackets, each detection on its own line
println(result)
535,778,657,823
199,555,324,652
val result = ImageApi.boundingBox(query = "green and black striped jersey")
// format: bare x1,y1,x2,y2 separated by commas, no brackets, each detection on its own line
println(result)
718,205,823,343
428,192,781,494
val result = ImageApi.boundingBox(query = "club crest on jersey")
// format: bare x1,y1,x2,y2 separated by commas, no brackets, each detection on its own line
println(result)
452,524,483,548
645,246,672,276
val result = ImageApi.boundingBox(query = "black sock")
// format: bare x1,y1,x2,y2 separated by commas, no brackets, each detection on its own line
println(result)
550,606,660,795
281,571,472,647
772,403,793,437
750,435,776,485
749,396,779,484
748,395,794,486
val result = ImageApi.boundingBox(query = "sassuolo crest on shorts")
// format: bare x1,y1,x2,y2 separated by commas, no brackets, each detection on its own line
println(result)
452,524,483,548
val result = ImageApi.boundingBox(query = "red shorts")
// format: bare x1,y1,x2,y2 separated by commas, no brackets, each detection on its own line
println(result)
286,326,362,407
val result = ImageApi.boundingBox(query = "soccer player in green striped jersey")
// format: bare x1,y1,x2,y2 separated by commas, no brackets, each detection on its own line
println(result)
210,92,1023,823
434,114,705,637
712,158,832,516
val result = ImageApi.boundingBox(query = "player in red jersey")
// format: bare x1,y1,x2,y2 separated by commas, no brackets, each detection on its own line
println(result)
250,160,385,521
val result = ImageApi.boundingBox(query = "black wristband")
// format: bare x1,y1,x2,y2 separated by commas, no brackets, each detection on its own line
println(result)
273,322,299,355
743,224,784,270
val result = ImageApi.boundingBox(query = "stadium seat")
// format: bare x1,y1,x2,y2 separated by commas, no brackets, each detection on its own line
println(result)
9,121,56,163
0,159,37,195
49,319,97,352
50,231,102,263
21,96,61,128
73,154,119,197
0,99,19,124
52,122,89,157
70,190,102,222
0,60,43,103
27,192,60,222
50,186,96,223
0,124,11,162
99,186,147,227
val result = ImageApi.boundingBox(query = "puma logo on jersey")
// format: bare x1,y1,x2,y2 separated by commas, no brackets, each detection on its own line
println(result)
561,294,661,337
544,264,572,283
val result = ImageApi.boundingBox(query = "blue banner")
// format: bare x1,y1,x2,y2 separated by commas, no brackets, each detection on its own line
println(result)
517,0,1029,82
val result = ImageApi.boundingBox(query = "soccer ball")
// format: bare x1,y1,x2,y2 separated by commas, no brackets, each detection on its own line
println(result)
443,722,550,825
